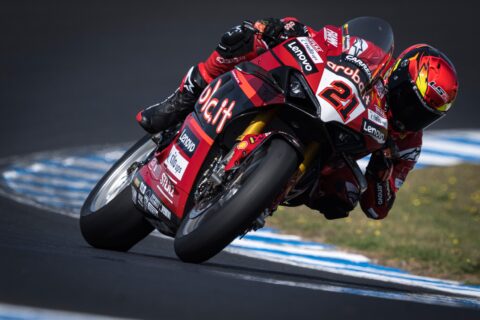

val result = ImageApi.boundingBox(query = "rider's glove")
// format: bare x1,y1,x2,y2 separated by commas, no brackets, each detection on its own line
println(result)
281,19,310,38
254,18,285,48
366,149,393,182
252,18,311,49
362,149,395,219
217,21,256,58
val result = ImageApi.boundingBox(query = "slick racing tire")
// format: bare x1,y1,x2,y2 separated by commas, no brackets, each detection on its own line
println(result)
174,138,300,263
80,135,156,252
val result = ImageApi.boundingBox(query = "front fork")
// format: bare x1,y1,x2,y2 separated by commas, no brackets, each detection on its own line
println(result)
236,110,319,183
235,110,319,232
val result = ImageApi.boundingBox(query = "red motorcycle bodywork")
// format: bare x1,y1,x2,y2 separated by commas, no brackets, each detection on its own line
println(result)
135,25,389,223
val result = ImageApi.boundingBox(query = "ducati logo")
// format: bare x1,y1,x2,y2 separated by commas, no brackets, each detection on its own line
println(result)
198,79,236,134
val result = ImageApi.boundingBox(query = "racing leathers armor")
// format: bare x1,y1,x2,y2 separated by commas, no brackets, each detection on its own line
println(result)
138,17,423,220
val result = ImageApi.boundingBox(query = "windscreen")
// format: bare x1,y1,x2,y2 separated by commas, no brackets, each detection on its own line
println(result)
342,17,394,83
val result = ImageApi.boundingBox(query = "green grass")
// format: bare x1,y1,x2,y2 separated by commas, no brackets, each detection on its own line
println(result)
267,164,480,284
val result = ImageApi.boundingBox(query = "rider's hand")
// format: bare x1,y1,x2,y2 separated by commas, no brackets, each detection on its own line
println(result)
254,18,285,47
282,19,309,38
366,150,393,182
253,18,310,48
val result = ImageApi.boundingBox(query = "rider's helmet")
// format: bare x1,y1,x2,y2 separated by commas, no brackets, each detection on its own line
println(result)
386,44,458,132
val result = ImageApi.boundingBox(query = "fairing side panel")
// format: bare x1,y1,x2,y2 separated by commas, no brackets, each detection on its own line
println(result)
138,114,214,220
193,71,284,139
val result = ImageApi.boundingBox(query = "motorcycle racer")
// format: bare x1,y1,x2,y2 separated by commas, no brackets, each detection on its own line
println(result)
136,18,458,220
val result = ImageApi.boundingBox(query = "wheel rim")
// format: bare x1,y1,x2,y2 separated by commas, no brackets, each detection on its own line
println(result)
180,147,266,235
90,139,156,212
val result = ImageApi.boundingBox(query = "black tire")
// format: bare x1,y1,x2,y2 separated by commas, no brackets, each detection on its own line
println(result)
80,135,156,251
174,138,300,263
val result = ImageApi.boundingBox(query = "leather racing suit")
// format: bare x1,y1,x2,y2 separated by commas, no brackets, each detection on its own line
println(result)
154,17,423,220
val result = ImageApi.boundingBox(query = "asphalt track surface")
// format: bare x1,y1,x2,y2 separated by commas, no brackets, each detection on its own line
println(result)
1,1,479,319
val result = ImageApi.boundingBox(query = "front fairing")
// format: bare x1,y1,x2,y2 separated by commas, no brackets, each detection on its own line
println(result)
265,18,393,154
193,67,285,139
194,17,394,153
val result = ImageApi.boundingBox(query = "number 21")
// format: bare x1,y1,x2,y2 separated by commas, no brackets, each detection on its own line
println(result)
319,80,359,122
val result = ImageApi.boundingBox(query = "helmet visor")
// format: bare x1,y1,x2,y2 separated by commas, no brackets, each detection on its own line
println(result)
388,79,444,132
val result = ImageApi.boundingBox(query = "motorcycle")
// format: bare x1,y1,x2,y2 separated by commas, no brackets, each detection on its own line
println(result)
80,17,394,263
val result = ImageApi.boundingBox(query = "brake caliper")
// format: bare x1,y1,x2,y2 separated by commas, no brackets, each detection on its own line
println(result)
224,133,271,171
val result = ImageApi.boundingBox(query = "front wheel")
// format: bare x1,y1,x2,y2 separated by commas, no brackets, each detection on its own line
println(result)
174,138,300,263
80,135,156,251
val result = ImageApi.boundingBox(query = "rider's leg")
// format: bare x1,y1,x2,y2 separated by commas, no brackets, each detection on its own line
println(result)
305,163,361,220
136,65,208,134
136,21,267,134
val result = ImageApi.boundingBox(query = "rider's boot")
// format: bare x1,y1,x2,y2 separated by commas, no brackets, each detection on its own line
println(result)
136,65,207,134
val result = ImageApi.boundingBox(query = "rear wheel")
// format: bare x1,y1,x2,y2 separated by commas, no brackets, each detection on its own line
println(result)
174,138,300,263
80,135,156,251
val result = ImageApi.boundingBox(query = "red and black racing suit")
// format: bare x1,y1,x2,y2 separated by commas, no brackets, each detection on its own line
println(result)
176,17,423,220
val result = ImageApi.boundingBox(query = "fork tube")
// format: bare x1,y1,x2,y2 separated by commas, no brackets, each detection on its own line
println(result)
298,142,320,176
237,110,276,141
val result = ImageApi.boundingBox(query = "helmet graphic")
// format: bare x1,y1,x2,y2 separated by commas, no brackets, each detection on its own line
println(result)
387,44,458,132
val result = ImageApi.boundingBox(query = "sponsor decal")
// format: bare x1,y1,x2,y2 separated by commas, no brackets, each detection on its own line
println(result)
139,182,146,195
216,55,247,64
182,67,196,94
327,60,366,92
397,147,421,162
385,182,392,201
147,202,158,217
226,25,242,36
368,109,388,128
137,194,144,208
198,79,236,134
362,119,386,144
177,126,199,158
147,158,161,180
428,81,449,103
348,38,369,57
345,55,372,80
148,189,172,219
131,188,137,204
165,145,189,180
375,182,384,206
324,28,338,47
374,105,386,118
133,177,140,188
297,37,323,64
159,172,175,200
284,40,318,75
305,37,322,52
160,205,172,219
149,193,161,209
